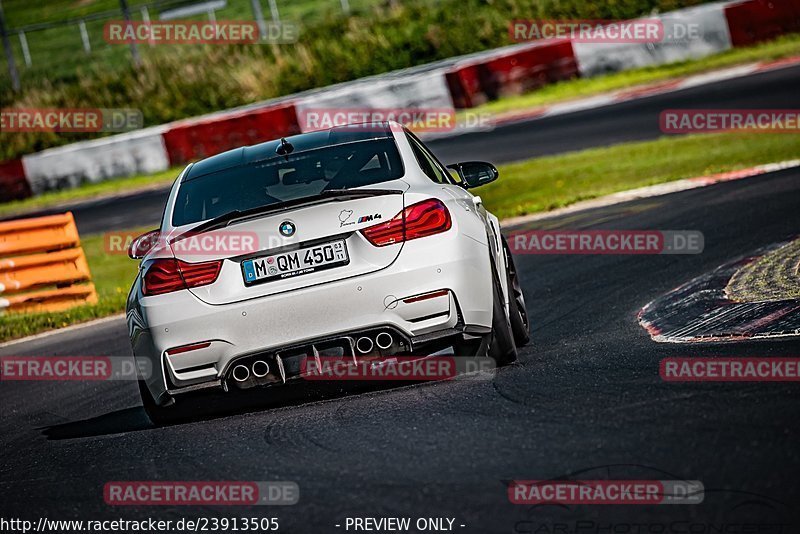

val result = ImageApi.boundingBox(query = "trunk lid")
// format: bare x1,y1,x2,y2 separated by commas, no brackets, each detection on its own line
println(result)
171,182,407,305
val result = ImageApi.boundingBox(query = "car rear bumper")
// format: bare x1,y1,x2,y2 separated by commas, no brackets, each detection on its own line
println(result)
129,232,493,404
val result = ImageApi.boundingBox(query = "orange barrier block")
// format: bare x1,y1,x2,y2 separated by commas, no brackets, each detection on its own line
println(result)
0,248,92,293
0,212,97,314
0,213,81,256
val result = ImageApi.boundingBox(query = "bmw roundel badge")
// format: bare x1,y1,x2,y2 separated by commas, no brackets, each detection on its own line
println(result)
279,221,296,237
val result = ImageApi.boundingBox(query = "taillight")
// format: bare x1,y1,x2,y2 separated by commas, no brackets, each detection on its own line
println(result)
142,259,222,296
179,259,223,288
361,198,452,247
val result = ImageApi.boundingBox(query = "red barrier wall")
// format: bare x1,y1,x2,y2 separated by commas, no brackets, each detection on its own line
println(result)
0,159,32,202
445,40,578,109
163,103,301,166
725,0,800,47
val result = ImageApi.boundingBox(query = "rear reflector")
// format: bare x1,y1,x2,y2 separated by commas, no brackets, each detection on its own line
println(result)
361,198,451,247
402,289,450,304
143,259,222,296
166,342,212,356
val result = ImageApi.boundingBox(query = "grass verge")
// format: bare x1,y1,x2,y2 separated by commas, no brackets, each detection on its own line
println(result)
2,131,799,342
480,132,800,219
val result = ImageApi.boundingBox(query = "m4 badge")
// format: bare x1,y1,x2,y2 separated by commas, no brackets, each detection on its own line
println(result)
358,214,382,223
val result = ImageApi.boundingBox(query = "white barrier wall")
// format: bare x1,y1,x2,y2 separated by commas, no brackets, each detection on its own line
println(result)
574,2,733,78
21,127,170,195
295,70,455,132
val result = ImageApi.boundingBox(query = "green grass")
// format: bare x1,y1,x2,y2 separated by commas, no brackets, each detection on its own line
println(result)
472,33,800,115
0,167,179,218
1,0,385,82
2,130,798,342
2,0,381,27
478,132,800,220
0,228,146,342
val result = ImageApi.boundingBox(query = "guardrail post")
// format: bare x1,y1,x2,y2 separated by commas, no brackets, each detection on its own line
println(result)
18,29,30,66
0,0,20,91
267,0,280,23
79,20,91,54
249,0,267,39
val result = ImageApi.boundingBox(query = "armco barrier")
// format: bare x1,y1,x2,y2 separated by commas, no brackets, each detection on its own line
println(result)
725,0,800,47
21,127,170,196
0,159,32,202
163,102,300,165
573,2,733,78
0,212,97,314
445,39,577,109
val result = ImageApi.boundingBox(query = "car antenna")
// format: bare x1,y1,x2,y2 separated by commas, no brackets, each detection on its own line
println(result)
276,137,294,160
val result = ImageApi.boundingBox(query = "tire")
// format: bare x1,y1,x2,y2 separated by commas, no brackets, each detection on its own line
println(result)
502,237,531,347
488,263,517,366
138,380,191,425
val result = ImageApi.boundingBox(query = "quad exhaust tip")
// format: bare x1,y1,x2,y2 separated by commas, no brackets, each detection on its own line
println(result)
356,336,374,354
252,360,270,378
375,332,393,350
232,364,250,382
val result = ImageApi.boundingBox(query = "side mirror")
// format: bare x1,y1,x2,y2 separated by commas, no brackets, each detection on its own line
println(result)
446,161,499,189
128,229,161,260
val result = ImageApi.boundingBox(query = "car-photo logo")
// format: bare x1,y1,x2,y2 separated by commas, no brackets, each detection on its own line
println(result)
279,221,296,237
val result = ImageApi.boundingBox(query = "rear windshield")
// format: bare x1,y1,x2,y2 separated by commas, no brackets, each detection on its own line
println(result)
172,138,405,227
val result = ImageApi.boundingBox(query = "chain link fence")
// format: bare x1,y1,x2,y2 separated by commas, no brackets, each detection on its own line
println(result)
0,0,382,91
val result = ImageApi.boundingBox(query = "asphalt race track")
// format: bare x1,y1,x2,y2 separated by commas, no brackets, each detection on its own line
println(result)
11,62,800,235
2,163,800,530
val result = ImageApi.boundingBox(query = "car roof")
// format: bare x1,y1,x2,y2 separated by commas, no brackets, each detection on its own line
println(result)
183,122,398,182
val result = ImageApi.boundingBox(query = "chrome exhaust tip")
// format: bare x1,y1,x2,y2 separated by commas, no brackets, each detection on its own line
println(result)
375,332,393,350
252,360,270,378
232,365,250,382
356,336,374,354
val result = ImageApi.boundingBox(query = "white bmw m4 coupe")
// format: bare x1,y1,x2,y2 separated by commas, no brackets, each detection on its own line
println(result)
126,121,529,423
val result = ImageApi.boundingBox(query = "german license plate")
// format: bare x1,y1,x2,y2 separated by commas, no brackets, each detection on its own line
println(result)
242,240,349,285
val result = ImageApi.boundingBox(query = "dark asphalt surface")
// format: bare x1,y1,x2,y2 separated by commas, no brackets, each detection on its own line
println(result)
2,166,800,531
14,63,800,236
